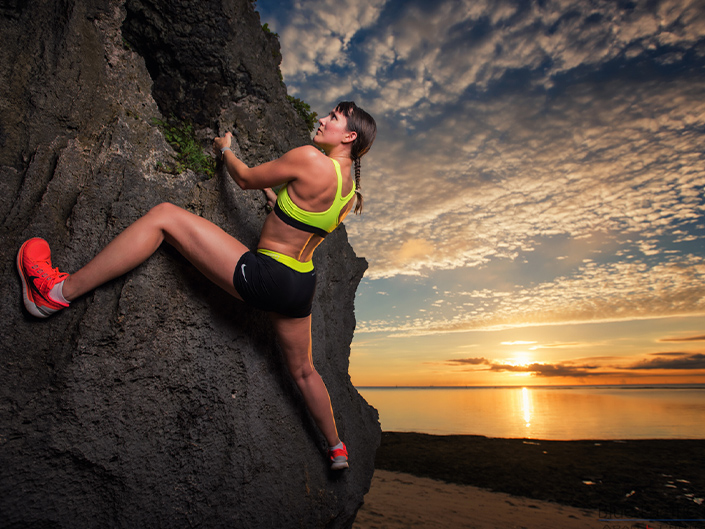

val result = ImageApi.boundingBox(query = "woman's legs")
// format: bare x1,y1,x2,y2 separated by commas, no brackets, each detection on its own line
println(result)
269,313,341,448
62,202,248,301
28,203,344,451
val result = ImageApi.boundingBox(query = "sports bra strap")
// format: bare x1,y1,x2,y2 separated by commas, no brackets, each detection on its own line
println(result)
275,158,355,236
273,203,328,237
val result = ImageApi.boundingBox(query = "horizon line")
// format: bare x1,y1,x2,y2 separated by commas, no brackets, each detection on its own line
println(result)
355,383,705,389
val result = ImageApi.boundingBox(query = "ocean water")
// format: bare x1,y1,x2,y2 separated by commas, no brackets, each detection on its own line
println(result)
357,385,705,440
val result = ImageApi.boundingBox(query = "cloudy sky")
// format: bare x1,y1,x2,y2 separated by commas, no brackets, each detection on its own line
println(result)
256,0,705,386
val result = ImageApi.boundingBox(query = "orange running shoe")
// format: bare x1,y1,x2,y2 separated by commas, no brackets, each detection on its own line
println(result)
328,442,349,470
17,237,69,318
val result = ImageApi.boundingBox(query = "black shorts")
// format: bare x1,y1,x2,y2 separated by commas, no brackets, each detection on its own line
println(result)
233,251,316,318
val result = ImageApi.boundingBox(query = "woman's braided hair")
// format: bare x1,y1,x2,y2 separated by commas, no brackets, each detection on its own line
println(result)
335,101,377,214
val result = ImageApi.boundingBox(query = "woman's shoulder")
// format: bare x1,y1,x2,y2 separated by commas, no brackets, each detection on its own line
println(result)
286,145,326,163
282,145,332,177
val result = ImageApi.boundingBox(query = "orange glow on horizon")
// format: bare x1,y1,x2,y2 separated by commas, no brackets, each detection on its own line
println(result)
349,317,705,388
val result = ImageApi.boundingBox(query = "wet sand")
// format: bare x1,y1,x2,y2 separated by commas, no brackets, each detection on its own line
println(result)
354,469,602,529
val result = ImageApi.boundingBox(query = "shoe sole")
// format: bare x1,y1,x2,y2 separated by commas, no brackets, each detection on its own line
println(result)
331,459,349,470
16,239,51,318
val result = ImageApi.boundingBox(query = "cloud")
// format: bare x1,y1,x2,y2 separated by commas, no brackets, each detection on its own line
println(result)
530,342,582,350
350,74,705,280
442,356,608,378
284,0,705,116
441,351,705,378
658,334,705,343
445,357,490,366
394,238,435,267
630,353,705,370
263,0,386,82
357,255,705,335
489,362,603,378
350,53,705,333
260,0,705,335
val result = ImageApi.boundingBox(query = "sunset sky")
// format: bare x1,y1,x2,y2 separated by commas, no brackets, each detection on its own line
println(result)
256,0,705,386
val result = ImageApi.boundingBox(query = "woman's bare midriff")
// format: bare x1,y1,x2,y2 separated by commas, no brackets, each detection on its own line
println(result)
258,213,324,262
257,199,353,262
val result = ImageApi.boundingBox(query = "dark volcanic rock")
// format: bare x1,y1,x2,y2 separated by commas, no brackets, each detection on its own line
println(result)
0,1,380,528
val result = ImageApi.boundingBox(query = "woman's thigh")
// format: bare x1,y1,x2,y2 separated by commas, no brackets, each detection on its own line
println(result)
269,313,314,377
159,204,249,299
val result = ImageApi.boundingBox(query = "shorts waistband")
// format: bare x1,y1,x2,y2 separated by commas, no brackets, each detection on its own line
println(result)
257,249,314,273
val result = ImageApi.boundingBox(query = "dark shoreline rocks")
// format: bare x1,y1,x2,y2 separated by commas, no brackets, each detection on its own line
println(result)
376,432,705,527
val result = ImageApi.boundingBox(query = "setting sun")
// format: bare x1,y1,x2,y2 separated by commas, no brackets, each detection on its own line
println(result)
506,351,533,367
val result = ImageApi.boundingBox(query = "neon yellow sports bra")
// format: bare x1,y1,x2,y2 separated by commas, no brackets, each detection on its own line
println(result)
273,158,355,238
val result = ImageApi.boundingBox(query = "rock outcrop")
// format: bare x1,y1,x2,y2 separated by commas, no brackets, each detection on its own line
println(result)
0,1,380,527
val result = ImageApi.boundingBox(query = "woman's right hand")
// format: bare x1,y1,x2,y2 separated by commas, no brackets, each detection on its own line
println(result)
213,132,233,156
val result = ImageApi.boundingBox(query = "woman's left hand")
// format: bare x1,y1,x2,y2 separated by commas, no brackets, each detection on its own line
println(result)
263,188,277,209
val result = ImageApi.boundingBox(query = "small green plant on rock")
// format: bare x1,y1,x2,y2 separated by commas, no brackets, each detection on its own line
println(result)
287,96,318,132
261,23,278,37
152,117,215,177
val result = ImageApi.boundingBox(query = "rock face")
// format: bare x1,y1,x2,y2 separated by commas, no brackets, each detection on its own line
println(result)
0,1,380,528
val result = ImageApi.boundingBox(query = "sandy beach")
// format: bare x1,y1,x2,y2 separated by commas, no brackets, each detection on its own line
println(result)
353,432,705,529
354,469,602,529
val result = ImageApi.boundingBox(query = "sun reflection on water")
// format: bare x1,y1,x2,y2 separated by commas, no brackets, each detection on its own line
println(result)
522,387,532,429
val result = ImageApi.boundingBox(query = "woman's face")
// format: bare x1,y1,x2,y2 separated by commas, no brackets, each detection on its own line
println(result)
313,109,353,149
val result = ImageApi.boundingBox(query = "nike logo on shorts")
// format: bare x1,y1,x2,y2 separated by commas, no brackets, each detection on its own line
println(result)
241,263,247,282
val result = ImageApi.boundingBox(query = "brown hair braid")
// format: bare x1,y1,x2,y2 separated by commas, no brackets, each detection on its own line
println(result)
335,101,376,215
353,157,363,214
